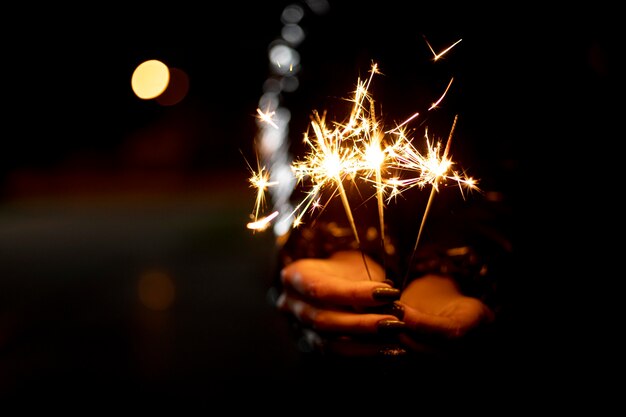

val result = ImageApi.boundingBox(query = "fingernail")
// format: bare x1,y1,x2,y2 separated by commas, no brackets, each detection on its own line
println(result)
387,301,405,320
376,319,406,335
372,287,401,302
365,302,404,320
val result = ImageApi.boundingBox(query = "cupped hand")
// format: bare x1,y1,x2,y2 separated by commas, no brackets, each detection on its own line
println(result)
277,251,403,334
276,250,495,356
398,274,495,342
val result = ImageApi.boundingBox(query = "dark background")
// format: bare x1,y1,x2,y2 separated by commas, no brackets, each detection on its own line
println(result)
0,0,617,402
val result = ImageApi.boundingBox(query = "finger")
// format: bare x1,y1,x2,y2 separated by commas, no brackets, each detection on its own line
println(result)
327,251,385,281
281,263,399,307
282,250,386,283
362,301,405,319
276,292,402,334
400,304,465,338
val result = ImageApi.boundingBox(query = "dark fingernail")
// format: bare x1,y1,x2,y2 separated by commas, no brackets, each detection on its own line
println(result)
372,287,401,302
389,301,404,320
377,319,406,335
365,302,405,320
377,319,405,329
383,279,395,286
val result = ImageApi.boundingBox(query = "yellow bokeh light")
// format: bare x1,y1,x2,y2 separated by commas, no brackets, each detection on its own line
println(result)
131,59,170,100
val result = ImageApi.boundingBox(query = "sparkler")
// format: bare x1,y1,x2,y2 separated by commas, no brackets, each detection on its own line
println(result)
348,64,391,265
389,115,479,289
287,64,400,280
247,37,479,288
244,149,279,232
291,108,374,280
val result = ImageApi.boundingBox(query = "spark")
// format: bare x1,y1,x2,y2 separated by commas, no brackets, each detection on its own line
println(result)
247,211,279,231
386,120,478,196
340,64,393,260
290,108,374,279
392,115,480,289
424,36,463,61
428,77,454,110
289,63,399,278
244,151,279,232
385,112,420,135
256,107,279,129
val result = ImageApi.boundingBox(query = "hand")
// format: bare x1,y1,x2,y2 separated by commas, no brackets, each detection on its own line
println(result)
397,274,495,351
277,251,403,334
277,250,494,356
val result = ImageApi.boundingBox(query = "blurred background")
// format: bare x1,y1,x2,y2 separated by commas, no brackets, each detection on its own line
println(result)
0,0,616,401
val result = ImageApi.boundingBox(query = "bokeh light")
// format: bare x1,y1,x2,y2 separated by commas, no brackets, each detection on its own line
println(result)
131,59,170,100
137,269,176,311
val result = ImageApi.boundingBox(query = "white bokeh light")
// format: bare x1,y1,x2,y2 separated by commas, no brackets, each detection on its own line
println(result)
269,44,300,76
281,4,305,23
282,23,305,45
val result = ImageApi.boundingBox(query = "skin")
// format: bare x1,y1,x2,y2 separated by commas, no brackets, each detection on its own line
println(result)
278,251,397,333
277,250,494,355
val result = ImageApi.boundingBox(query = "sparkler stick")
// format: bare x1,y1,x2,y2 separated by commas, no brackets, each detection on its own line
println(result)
292,110,374,280
401,114,458,290
371,142,387,265
288,65,397,281
350,65,391,273
336,171,373,281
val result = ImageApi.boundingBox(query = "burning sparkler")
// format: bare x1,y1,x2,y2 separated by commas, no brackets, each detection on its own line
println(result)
388,115,479,288
247,36,478,288
290,108,374,279
244,150,279,232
